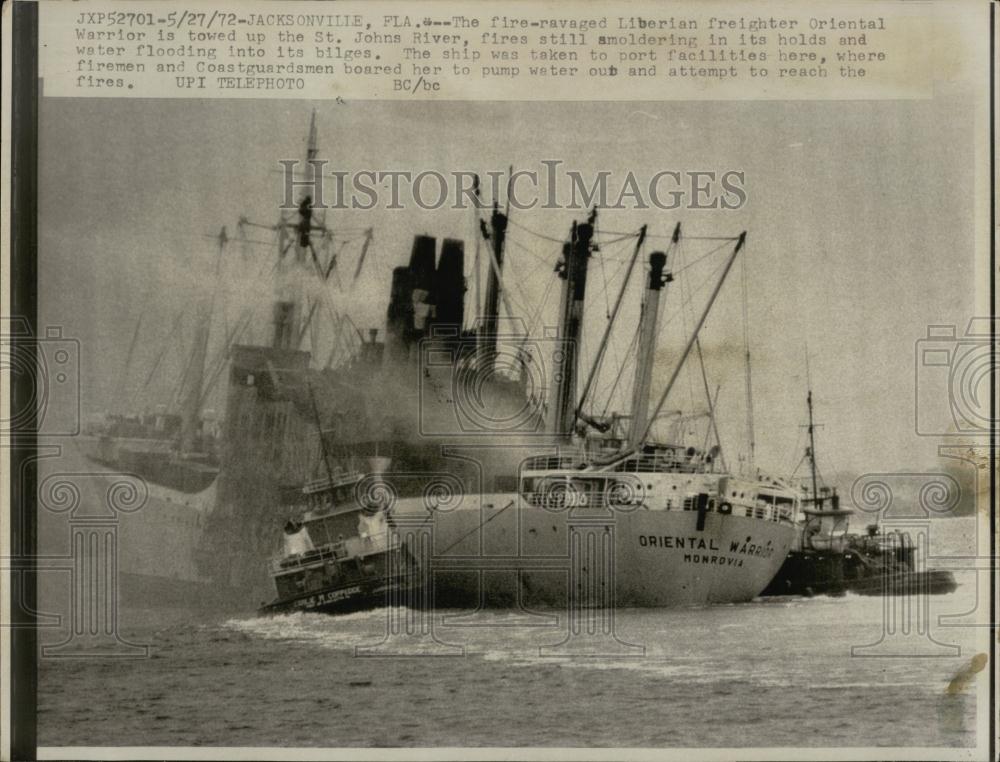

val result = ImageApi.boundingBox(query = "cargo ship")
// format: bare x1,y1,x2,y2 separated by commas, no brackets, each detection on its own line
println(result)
68,111,801,612
73,227,228,605
373,218,801,609
261,202,804,612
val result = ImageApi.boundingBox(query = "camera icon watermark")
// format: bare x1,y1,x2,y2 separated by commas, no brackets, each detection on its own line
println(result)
417,320,567,438
1,319,81,436
847,470,987,658
3,465,150,659
914,318,995,437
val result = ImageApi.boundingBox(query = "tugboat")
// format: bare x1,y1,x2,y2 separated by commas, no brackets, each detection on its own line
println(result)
761,388,957,597
258,470,416,615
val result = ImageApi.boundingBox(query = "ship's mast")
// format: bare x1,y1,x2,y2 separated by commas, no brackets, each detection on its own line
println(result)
273,111,321,350
628,242,674,448
551,210,596,439
573,225,646,432
179,226,226,454
635,232,746,448
478,202,508,370
806,388,819,506
805,351,821,506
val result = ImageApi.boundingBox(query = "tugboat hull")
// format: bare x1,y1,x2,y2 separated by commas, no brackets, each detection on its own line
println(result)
849,569,958,596
258,575,415,616
761,549,959,597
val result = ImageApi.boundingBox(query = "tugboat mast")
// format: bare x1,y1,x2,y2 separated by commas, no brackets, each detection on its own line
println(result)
806,387,820,507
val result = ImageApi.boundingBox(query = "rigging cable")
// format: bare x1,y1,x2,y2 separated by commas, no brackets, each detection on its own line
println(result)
573,226,647,426
599,323,641,419
695,338,727,472
128,308,185,413
508,215,603,244
114,310,145,413
592,237,646,409
635,233,746,448
741,248,756,473
676,238,699,421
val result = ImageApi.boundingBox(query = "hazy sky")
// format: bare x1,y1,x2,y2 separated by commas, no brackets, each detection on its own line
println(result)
39,95,980,476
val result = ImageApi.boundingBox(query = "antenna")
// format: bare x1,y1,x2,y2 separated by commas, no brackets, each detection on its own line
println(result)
306,108,319,164
805,348,820,507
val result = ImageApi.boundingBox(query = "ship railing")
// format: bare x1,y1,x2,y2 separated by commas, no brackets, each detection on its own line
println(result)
269,533,397,575
610,452,707,474
726,498,797,524
522,449,718,475
270,541,348,574
302,471,364,494
522,455,588,471
520,475,645,512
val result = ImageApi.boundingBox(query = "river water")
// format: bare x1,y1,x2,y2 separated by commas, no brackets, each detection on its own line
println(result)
37,517,988,752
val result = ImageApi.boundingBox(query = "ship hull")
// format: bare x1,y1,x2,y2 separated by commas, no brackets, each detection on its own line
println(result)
77,434,219,494
40,441,227,609
761,550,958,597
390,493,795,608
259,576,416,616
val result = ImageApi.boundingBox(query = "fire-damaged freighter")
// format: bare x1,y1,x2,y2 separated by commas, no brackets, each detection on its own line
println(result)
73,113,800,610
256,116,803,613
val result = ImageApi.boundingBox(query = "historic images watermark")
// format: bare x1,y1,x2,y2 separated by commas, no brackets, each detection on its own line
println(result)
845,317,997,657
2,320,148,658
1,318,81,437
279,159,748,211
914,318,995,438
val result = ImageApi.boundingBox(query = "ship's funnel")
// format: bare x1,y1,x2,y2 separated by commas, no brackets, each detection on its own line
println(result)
409,235,437,293
409,235,437,336
434,238,466,334
385,266,415,363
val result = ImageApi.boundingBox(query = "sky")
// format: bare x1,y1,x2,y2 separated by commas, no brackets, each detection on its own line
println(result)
38,94,981,477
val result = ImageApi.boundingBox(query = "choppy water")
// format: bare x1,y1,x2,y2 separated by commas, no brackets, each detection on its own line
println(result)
38,518,987,750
